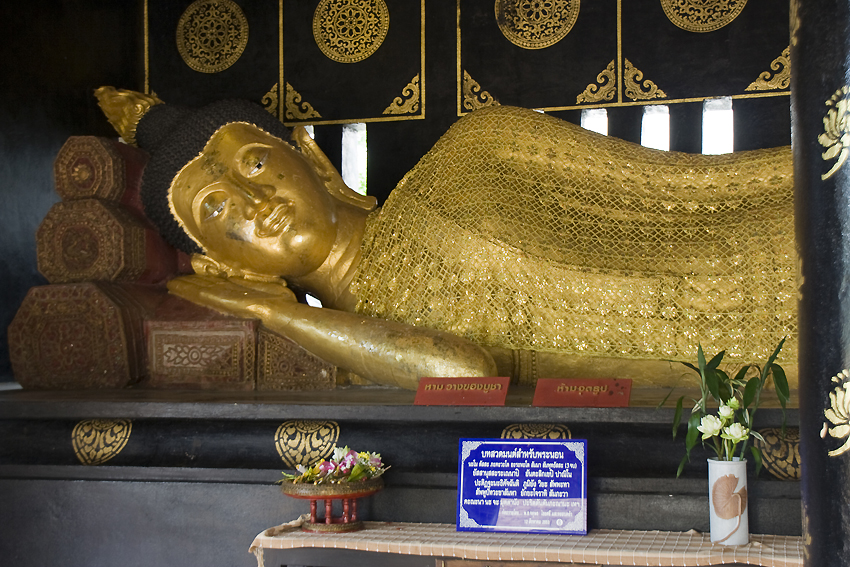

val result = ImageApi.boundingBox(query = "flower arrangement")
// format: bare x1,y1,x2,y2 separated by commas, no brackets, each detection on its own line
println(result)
669,337,790,477
279,446,389,485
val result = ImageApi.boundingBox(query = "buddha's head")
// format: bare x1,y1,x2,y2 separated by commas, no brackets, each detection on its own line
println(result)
95,87,376,280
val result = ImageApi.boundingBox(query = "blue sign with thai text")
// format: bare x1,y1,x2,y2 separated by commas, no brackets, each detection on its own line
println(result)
457,438,587,534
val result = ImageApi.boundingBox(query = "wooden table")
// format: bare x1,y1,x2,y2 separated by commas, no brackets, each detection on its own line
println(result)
249,521,803,567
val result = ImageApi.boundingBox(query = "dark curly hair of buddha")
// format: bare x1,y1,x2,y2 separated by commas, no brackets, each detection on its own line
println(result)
135,99,292,255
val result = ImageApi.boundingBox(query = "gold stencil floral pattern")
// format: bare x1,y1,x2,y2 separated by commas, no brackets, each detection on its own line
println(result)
819,87,850,181
660,0,748,33
275,420,339,468
821,369,850,457
72,419,133,466
313,0,389,64
176,0,249,73
495,0,580,50
501,423,572,439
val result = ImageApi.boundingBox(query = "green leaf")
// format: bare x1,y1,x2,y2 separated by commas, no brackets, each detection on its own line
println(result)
672,396,684,439
772,364,790,408
715,369,732,401
705,368,721,402
657,387,675,409
679,361,700,374
750,430,766,444
761,336,787,381
749,446,763,477
698,344,707,373
347,463,367,482
742,376,759,408
706,349,726,370
732,365,751,385
685,411,702,454
676,453,690,478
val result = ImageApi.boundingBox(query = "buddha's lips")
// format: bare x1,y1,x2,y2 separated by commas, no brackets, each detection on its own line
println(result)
256,201,289,237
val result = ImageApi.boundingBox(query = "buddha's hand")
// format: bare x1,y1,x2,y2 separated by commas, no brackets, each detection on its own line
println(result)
167,274,297,321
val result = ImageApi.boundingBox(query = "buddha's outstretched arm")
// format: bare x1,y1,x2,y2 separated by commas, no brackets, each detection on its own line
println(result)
167,275,497,389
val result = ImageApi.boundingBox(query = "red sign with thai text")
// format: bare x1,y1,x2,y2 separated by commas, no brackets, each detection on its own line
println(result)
414,377,510,406
532,378,632,407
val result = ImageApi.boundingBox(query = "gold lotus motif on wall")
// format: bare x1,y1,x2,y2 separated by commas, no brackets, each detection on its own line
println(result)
275,420,340,468
72,419,133,466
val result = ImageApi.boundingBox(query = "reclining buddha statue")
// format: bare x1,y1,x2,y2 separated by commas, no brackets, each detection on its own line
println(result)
95,87,796,391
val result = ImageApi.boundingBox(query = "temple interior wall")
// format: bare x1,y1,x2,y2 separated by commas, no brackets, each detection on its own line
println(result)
0,3,800,566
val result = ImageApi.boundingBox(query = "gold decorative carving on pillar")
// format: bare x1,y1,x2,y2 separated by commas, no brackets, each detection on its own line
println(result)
818,86,850,180
176,0,249,73
755,427,801,480
262,84,279,117
659,0,748,33
623,59,667,101
576,60,616,104
72,419,133,465
383,75,420,115
275,420,340,468
462,71,499,112
501,423,572,439
313,0,390,63
495,0,580,50
285,83,322,120
821,369,850,457
745,47,791,91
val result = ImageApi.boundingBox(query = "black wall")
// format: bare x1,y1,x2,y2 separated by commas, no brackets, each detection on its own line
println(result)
0,1,142,380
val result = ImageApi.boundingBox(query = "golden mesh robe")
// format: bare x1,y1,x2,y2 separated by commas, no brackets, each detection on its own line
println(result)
350,106,796,385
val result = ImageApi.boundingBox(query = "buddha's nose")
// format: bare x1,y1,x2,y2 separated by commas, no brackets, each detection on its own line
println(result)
227,175,273,217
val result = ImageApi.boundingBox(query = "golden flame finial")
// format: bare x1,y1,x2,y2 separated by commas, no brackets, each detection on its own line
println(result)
94,86,163,146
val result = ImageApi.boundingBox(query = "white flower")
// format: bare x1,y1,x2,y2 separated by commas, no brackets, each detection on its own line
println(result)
725,397,740,410
698,415,723,439
718,404,735,419
332,446,349,462
721,423,750,443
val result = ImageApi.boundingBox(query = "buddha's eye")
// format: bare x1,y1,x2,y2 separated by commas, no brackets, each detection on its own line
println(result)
200,192,228,221
245,148,269,177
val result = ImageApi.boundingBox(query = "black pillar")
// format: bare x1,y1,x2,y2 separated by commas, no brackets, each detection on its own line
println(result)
792,1,850,565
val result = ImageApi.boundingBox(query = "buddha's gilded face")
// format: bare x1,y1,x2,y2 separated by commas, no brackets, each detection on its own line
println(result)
169,122,338,278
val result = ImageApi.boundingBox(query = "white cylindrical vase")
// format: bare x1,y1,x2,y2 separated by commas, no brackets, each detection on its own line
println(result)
707,458,749,545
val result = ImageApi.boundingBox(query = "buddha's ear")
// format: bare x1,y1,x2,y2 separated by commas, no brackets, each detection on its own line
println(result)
291,126,377,212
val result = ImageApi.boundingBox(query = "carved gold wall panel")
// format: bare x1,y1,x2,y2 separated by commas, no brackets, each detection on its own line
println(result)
495,0,580,50
274,420,340,468
72,419,133,466
176,0,249,73
313,0,390,63
659,0,748,33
